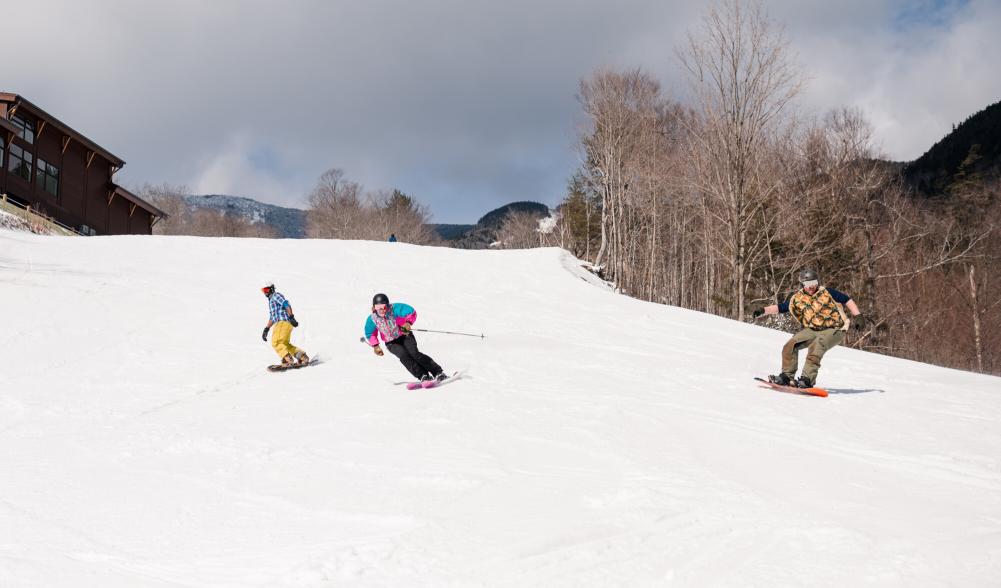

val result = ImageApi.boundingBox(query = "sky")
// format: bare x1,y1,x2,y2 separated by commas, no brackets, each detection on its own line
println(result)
4,0,1000,223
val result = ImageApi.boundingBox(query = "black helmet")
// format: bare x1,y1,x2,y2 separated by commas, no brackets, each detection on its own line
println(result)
798,268,819,284
372,293,390,306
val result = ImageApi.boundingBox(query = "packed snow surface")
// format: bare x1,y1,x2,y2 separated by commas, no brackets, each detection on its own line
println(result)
2,231,999,587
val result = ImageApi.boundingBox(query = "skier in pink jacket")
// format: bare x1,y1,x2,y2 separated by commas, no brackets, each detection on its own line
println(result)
365,293,447,383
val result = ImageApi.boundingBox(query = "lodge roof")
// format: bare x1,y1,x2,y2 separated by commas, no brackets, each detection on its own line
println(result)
0,116,17,135
0,92,126,167
113,185,168,219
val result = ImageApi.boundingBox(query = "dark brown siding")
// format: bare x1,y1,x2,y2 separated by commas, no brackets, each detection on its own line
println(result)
61,139,88,220
128,210,153,235
109,192,129,234
85,160,110,233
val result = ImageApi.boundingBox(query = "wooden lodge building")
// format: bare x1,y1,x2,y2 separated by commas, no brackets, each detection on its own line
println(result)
0,92,164,235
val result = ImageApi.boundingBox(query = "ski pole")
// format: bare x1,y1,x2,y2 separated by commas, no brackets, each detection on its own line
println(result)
411,328,484,339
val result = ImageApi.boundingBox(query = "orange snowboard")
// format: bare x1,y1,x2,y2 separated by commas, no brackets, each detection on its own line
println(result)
753,377,828,398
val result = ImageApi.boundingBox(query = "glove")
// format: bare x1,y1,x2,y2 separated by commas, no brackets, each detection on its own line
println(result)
851,314,866,331
373,345,384,357
261,327,269,342
400,322,412,333
752,308,764,319
289,316,299,327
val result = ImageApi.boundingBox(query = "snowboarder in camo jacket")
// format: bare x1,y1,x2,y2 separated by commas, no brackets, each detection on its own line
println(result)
752,269,864,388
365,293,447,383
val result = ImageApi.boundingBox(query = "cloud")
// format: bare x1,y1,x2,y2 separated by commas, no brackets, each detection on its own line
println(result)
786,0,1001,159
4,0,999,222
190,134,308,205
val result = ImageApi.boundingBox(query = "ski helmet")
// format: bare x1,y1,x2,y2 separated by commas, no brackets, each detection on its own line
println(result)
262,280,275,295
372,293,390,306
798,268,819,286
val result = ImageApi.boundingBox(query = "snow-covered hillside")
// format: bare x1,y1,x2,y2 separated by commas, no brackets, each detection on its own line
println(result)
2,231,999,587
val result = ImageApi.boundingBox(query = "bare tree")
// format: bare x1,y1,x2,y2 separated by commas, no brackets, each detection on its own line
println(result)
306,168,370,239
139,182,189,235
496,210,549,249
578,69,660,280
677,0,803,319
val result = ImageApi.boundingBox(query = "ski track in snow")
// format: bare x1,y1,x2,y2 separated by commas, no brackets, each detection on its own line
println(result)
1,230,1000,586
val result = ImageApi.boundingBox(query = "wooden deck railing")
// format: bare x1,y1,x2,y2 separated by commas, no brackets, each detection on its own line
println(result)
0,193,83,236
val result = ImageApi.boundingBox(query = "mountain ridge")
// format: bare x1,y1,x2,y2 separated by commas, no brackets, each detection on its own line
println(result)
182,194,549,244
903,100,1001,194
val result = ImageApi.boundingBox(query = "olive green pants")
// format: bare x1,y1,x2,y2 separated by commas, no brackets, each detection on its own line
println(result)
781,328,845,383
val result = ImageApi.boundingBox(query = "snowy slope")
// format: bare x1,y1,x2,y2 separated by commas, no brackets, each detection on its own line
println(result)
1,230,1000,587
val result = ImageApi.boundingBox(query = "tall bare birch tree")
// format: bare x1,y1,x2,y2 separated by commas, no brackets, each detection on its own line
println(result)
678,0,803,319
577,68,664,289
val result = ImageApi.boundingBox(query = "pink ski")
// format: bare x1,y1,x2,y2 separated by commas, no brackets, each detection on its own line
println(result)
403,372,461,390
406,379,441,390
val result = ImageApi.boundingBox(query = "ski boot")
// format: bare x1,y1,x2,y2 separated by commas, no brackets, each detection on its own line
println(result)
768,373,793,386
794,375,813,389
295,351,310,365
281,354,296,367
434,372,449,382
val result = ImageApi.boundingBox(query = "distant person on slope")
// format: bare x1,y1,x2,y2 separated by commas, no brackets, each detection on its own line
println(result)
752,268,864,388
261,281,309,367
365,293,447,383
388,234,398,242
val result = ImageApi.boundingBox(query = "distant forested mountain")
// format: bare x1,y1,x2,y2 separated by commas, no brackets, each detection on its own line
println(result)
447,201,551,249
903,101,1001,195
183,195,307,238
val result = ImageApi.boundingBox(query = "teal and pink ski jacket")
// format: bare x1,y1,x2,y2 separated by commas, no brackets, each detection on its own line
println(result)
365,302,417,345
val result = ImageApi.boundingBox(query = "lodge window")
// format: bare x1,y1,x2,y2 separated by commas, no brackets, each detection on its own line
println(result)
36,158,59,195
11,115,35,144
7,143,32,181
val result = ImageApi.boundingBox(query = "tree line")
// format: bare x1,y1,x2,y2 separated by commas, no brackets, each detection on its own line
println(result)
536,0,999,375
140,170,439,245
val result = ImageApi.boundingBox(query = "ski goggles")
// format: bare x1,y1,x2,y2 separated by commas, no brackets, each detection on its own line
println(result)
801,279,819,288
373,303,388,311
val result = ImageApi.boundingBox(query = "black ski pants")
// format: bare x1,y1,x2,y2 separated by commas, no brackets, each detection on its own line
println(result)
386,333,443,380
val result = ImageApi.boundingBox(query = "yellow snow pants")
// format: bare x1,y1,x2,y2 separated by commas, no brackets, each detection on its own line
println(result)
270,321,301,359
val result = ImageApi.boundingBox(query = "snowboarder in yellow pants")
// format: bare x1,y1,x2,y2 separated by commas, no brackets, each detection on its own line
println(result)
261,281,309,367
